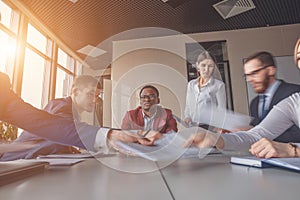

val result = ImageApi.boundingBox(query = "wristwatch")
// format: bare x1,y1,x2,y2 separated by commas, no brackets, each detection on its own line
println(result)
288,142,298,157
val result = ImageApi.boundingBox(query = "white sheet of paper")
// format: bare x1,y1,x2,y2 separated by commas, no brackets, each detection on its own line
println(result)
25,158,85,166
197,107,252,130
37,151,103,159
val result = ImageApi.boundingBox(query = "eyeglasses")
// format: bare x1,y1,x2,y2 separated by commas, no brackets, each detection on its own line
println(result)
140,94,157,100
243,65,271,78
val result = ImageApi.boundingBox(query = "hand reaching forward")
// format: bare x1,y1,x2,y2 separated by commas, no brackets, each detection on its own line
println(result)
183,130,224,149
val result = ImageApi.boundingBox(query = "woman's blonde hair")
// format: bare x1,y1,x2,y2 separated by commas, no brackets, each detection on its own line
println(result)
196,51,217,65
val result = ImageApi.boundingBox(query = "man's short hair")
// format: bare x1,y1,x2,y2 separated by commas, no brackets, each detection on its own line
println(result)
244,51,276,67
139,85,159,97
72,75,99,89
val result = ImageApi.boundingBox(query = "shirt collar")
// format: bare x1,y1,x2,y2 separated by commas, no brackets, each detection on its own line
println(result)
194,77,214,89
261,80,281,98
142,109,157,119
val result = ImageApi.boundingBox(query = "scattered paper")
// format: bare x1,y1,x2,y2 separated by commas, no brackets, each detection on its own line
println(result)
37,151,103,159
115,129,220,161
25,158,85,166
196,107,252,131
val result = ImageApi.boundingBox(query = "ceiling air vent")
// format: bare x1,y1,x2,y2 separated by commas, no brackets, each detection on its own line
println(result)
213,0,255,19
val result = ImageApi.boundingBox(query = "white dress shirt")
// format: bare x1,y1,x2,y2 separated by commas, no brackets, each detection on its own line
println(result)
94,128,110,153
184,77,226,123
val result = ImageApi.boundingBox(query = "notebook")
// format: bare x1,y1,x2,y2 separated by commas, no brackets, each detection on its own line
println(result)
230,156,272,168
231,156,300,172
0,160,49,186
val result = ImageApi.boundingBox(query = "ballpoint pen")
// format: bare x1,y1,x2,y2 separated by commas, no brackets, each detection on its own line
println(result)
141,129,151,138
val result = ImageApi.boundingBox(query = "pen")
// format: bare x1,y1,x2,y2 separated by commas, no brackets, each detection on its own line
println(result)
141,129,151,138
103,127,122,131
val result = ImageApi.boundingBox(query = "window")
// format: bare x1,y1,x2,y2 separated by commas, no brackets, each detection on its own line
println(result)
21,48,49,108
56,48,77,98
0,1,18,78
0,2,83,109
0,1,12,30
0,29,16,78
75,60,82,76
58,48,75,72
26,23,48,55
55,67,74,98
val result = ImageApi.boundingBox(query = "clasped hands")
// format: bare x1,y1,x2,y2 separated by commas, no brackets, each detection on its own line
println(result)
108,129,162,146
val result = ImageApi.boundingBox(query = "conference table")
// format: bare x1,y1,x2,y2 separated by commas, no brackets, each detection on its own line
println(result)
1,153,300,200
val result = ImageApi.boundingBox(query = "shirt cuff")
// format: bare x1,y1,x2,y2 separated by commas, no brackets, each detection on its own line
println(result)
94,128,110,154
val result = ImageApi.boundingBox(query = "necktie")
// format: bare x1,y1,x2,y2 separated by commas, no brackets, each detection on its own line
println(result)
260,94,267,120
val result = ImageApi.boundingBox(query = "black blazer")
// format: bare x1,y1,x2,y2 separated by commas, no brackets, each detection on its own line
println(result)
250,80,300,142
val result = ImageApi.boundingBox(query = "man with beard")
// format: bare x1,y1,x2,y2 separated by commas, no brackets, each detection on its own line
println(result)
239,51,300,142
121,85,177,134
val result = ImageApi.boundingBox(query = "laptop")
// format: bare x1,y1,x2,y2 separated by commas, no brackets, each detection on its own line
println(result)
0,160,49,186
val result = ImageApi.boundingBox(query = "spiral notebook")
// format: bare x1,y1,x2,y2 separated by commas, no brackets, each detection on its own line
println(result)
231,156,300,172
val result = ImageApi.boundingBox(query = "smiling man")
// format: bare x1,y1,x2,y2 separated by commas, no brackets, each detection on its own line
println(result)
241,51,300,142
121,85,177,134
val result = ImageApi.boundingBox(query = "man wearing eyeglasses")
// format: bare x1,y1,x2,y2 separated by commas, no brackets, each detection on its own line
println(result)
240,51,300,142
121,85,178,134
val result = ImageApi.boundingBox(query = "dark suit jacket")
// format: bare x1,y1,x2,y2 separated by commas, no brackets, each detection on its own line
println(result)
121,106,178,133
0,72,99,151
250,80,300,142
1,97,82,160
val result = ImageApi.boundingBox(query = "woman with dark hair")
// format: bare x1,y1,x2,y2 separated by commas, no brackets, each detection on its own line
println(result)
184,51,226,127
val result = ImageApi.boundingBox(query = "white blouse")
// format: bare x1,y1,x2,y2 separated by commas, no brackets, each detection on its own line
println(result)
184,77,226,124
222,92,300,151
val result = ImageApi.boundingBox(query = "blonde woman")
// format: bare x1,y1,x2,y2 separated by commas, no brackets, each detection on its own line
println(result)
184,51,226,127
